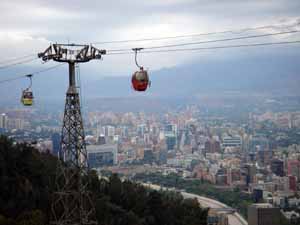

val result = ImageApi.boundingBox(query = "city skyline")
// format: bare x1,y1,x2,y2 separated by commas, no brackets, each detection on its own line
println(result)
1,1,300,225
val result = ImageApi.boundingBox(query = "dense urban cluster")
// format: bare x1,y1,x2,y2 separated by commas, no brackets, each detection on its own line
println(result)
2,101,300,225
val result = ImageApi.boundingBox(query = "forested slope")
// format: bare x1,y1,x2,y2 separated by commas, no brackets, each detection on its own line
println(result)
0,136,208,225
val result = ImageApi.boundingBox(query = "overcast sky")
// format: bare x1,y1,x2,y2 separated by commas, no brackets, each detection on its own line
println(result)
0,0,300,78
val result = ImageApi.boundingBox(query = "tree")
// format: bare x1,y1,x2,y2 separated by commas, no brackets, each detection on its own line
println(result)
0,136,208,225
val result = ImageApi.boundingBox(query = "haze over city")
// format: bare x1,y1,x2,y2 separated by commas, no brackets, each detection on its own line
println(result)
0,1,300,225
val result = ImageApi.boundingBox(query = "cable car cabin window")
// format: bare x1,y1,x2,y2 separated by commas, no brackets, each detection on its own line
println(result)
23,91,33,99
134,71,149,82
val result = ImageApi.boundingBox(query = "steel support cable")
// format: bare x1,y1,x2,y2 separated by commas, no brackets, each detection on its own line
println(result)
0,22,298,64
106,30,300,53
0,53,37,64
0,57,39,70
0,41,299,84
0,63,64,84
27,74,33,88
92,22,300,45
0,23,298,65
106,40,300,55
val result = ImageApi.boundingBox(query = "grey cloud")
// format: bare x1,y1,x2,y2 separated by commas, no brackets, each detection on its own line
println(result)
0,0,299,75
1,0,299,41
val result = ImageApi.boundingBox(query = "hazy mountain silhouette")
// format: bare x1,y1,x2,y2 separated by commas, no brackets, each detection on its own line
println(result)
1,48,299,106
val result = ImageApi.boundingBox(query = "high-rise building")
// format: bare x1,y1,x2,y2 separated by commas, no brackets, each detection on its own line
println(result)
143,148,155,164
257,149,273,165
249,136,269,153
51,133,61,157
87,144,118,168
121,126,129,138
165,124,177,136
104,125,115,137
289,176,297,192
271,159,284,177
165,134,176,150
205,139,221,154
248,203,281,225
7,118,24,130
242,164,256,186
253,189,263,203
222,136,242,148
0,113,8,130
287,160,300,180
158,149,167,164
137,124,147,137
97,135,106,145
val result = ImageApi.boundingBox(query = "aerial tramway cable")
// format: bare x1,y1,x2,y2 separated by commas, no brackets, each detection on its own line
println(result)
0,53,37,64
106,30,300,53
92,22,300,45
0,41,299,85
0,22,299,70
0,57,39,70
106,40,300,55
0,23,299,91
0,63,64,84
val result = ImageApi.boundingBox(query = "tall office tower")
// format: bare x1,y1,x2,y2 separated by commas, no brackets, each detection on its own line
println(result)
243,164,256,186
257,148,273,166
137,124,147,137
51,133,61,156
270,159,284,177
165,124,178,136
204,138,221,154
165,134,177,150
248,203,281,225
104,125,115,137
164,124,178,151
287,160,300,180
0,113,8,130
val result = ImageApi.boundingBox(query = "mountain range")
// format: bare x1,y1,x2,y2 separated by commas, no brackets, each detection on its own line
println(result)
0,47,299,107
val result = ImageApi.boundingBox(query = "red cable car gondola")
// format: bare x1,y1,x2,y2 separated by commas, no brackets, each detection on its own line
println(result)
132,68,150,91
131,48,150,92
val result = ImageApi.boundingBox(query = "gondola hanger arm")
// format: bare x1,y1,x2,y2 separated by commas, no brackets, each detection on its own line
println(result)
132,48,144,70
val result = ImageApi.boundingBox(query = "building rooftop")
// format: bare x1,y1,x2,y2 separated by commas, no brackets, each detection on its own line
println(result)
251,203,273,208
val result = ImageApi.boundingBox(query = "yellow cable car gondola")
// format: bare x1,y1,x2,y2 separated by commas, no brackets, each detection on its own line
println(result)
21,74,34,106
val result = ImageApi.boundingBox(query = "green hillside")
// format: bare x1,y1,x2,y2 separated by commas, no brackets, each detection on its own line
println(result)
0,136,207,225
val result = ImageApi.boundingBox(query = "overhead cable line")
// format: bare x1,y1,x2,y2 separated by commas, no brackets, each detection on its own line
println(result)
0,53,37,64
0,57,39,70
107,30,300,53
33,63,64,74
0,22,298,65
0,63,64,84
93,22,300,45
106,40,300,55
1,23,298,66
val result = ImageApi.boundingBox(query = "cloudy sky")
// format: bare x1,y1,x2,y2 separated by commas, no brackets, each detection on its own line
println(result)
0,0,300,78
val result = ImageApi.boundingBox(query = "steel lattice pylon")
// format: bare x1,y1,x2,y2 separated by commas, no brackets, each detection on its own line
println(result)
51,88,96,225
38,44,106,225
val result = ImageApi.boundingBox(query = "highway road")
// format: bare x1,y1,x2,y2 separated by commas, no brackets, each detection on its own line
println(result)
143,183,248,225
